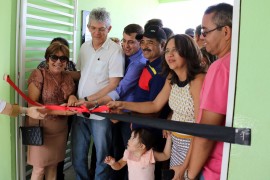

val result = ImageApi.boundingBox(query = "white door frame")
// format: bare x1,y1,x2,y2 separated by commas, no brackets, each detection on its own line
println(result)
221,0,241,179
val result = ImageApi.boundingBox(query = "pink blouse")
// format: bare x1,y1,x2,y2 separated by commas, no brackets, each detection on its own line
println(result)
123,149,155,180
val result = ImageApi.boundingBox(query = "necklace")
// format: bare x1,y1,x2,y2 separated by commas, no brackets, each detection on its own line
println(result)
47,69,62,88
177,79,189,87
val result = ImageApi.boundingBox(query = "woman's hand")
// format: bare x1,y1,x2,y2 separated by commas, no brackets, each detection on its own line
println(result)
57,109,77,116
44,105,77,116
107,101,124,110
67,95,78,107
171,165,185,180
64,110,77,116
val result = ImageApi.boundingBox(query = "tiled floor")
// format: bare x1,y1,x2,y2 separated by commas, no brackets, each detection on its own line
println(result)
64,154,92,180
64,142,93,180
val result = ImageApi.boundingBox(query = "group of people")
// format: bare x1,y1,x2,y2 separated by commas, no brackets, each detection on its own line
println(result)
71,3,231,180
0,2,233,180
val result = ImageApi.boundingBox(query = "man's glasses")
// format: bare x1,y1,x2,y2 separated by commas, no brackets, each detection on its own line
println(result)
201,26,225,37
49,55,69,63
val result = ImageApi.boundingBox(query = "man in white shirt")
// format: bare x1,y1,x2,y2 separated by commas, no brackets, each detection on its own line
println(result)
70,8,124,180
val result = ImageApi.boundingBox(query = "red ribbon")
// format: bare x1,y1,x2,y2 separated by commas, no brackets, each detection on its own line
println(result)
45,105,109,113
5,74,40,106
4,74,109,113
44,105,90,113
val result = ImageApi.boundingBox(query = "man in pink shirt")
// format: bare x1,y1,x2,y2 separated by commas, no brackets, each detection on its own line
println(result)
184,3,233,180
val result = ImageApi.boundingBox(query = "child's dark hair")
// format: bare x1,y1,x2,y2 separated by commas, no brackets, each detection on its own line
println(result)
132,128,155,151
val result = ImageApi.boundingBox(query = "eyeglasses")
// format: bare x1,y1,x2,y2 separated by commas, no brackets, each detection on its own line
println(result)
201,26,225,37
49,55,69,63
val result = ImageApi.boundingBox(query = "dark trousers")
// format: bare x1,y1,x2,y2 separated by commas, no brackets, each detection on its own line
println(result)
153,131,169,180
110,122,131,180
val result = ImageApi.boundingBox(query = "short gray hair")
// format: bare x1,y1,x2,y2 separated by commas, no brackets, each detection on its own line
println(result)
205,3,233,28
88,8,111,27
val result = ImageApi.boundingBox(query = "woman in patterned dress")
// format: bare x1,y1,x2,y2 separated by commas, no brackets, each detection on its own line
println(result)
108,34,205,179
27,42,76,180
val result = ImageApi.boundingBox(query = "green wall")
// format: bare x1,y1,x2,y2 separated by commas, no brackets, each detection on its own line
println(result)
228,0,270,179
0,0,17,179
2,0,270,179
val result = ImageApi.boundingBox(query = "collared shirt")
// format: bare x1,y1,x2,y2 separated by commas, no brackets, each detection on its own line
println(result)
134,57,165,102
198,52,231,180
107,49,147,102
77,38,124,120
0,100,6,113
132,57,168,130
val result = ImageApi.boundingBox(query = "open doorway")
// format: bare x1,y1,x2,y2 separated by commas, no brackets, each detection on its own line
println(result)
151,0,234,34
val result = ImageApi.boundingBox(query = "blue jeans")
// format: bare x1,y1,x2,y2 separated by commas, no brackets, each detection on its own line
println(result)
71,116,112,180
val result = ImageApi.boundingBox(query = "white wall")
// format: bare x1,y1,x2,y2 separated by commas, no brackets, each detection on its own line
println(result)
155,0,234,34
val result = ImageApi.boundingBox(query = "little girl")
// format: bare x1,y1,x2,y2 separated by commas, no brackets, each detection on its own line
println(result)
104,128,172,180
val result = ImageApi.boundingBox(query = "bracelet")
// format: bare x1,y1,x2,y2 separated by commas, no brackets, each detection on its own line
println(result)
20,107,27,116
84,96,88,101
184,169,195,180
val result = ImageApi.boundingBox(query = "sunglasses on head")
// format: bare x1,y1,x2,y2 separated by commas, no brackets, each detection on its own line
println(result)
49,55,69,63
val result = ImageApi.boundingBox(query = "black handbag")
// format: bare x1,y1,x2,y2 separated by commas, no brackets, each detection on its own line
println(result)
20,120,43,146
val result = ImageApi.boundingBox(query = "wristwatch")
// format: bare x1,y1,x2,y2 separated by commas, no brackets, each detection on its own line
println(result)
84,96,88,101
93,100,99,108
